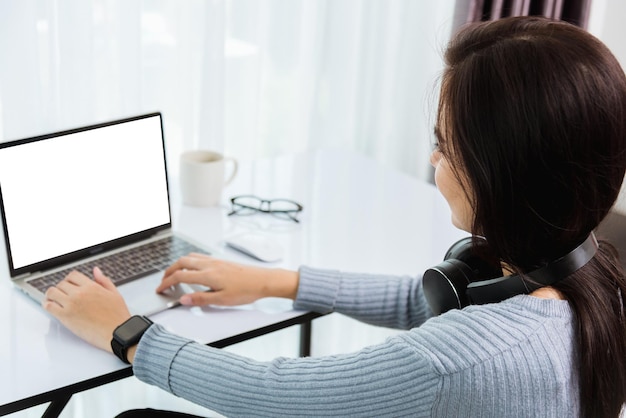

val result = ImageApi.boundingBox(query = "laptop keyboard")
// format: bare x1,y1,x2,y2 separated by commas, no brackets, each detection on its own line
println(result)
27,236,209,293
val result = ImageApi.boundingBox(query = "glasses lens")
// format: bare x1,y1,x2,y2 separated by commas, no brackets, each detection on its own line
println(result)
268,199,301,213
233,196,263,209
230,196,263,215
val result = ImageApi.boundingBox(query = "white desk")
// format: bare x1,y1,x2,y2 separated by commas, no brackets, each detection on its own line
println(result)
0,149,466,416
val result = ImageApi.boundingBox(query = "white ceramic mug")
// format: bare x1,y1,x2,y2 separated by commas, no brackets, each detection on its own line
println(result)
180,150,238,207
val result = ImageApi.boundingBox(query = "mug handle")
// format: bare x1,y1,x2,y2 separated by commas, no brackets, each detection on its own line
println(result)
223,157,238,186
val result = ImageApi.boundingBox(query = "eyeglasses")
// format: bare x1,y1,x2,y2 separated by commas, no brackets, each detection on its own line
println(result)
228,195,303,223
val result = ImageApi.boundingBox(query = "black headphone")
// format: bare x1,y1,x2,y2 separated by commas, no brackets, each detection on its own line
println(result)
423,232,599,315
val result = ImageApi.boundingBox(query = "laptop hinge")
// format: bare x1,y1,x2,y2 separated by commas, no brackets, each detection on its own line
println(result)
154,229,173,238
13,272,36,281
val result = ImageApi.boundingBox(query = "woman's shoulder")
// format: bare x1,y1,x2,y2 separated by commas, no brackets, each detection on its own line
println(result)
394,295,574,375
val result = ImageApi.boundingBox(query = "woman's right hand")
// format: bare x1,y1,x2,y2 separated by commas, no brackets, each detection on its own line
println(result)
157,253,299,307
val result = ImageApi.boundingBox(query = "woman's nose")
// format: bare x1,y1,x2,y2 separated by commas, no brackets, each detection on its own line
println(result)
430,149,442,167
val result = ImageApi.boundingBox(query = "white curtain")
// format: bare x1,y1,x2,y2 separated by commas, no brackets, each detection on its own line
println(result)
0,0,458,179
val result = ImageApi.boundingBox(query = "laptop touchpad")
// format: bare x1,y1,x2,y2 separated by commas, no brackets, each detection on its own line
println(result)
118,272,187,316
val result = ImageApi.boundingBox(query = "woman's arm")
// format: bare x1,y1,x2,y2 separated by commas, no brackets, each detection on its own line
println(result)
295,266,434,330
133,324,440,417
159,254,434,329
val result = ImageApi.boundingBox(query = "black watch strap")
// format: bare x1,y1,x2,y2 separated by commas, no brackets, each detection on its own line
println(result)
111,336,128,364
111,315,153,364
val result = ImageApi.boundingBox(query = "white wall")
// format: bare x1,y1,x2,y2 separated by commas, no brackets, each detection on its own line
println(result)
589,0,626,215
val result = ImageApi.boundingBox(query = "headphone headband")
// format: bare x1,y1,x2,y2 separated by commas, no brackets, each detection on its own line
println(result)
524,232,598,285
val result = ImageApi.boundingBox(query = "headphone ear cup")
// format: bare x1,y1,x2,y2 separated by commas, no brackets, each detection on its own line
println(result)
424,237,504,315
423,258,474,315
446,236,503,280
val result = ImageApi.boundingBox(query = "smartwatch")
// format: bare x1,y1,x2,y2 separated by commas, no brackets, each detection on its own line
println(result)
111,315,153,364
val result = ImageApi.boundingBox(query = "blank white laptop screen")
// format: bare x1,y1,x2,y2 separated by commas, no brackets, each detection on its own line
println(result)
0,114,171,270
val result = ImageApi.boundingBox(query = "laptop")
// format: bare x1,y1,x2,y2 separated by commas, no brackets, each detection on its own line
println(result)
0,112,211,316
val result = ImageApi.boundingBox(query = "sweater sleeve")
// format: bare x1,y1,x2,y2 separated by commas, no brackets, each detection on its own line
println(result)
133,324,440,418
293,266,434,329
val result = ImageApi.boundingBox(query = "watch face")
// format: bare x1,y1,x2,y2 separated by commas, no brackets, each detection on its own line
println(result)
116,316,152,341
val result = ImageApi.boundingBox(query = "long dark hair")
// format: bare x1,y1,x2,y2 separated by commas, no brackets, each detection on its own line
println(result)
436,17,626,417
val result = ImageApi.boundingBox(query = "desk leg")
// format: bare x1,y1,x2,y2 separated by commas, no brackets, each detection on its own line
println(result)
42,394,72,418
299,320,312,357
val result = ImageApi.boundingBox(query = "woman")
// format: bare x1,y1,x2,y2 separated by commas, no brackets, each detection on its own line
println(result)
44,16,626,417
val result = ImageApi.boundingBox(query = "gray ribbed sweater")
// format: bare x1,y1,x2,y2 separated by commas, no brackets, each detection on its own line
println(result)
133,266,578,417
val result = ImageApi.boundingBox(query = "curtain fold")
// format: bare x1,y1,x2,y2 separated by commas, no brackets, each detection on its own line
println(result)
467,0,591,28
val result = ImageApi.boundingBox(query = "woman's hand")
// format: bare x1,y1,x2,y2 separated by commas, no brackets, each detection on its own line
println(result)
158,253,299,307
42,267,131,353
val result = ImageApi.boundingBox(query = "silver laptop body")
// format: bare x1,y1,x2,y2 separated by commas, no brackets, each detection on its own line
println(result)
0,113,209,316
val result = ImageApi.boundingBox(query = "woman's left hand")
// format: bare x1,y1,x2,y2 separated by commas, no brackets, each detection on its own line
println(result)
42,267,131,353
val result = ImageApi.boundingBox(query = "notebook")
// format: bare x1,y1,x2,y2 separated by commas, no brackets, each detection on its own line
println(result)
0,112,211,316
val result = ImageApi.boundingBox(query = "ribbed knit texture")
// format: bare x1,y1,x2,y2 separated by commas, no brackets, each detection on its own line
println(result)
133,266,578,417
